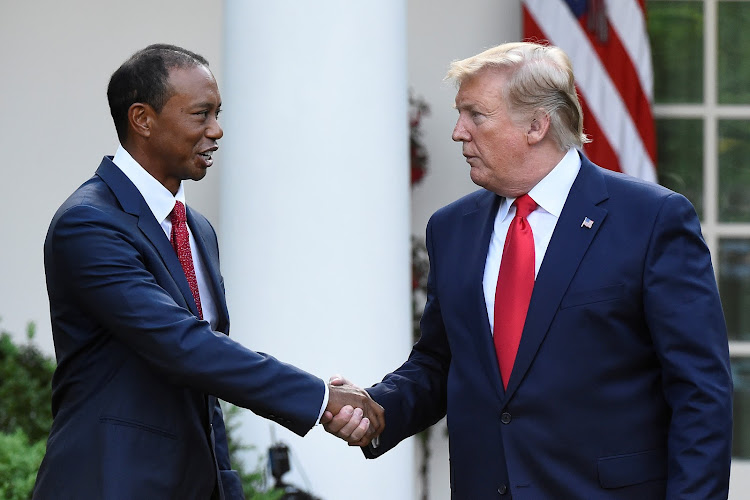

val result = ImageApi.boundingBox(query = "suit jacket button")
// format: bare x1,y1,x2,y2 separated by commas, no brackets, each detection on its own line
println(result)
497,483,508,495
500,412,512,424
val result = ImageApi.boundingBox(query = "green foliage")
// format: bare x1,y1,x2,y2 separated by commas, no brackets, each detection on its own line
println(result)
717,2,750,104
647,1,704,104
0,321,54,500
0,429,47,500
655,118,703,218
0,324,55,442
221,402,284,500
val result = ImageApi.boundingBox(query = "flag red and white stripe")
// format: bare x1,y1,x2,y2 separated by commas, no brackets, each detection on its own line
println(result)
522,0,657,182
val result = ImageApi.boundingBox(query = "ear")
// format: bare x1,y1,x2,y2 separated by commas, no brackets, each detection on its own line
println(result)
128,103,155,139
527,109,551,145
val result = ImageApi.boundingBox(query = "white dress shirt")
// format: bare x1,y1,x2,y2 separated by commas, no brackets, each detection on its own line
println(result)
113,146,220,329
483,148,581,332
111,146,329,421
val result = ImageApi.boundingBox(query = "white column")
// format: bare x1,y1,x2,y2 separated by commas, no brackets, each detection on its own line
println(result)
220,2,413,499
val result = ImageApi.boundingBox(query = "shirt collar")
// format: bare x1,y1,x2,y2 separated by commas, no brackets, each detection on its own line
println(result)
498,147,581,220
112,145,185,224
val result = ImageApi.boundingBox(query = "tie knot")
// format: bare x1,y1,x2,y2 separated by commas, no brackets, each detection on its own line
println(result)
513,194,537,219
171,200,187,224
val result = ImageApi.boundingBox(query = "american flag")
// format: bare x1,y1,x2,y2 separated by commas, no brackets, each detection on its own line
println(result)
522,0,657,182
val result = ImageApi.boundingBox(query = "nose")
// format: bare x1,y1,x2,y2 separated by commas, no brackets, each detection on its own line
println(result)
207,116,223,140
452,116,470,142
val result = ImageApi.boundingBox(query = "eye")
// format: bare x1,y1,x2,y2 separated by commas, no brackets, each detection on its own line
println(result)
470,111,486,125
194,110,209,118
215,109,222,119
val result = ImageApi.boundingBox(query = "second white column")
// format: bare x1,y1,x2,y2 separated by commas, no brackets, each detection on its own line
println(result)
219,1,414,499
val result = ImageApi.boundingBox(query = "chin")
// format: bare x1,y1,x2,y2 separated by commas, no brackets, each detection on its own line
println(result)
469,169,489,189
190,169,208,182
470,172,507,196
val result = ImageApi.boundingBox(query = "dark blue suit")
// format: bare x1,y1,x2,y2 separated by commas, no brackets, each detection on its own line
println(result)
366,155,732,499
34,157,325,499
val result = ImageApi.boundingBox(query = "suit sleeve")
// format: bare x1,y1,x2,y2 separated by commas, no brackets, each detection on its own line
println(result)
48,204,325,436
364,216,450,458
643,193,732,498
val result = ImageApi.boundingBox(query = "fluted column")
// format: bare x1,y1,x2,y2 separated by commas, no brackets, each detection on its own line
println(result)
220,1,413,499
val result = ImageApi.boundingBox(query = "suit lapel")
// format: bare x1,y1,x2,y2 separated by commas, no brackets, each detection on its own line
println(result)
186,207,230,333
502,157,610,402
95,158,202,318
460,191,508,399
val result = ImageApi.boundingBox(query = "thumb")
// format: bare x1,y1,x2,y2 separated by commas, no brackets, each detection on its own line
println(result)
329,374,348,386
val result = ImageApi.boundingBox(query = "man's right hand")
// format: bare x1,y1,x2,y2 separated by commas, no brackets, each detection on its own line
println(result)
321,375,384,447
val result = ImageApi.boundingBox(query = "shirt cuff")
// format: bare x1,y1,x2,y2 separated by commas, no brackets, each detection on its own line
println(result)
316,380,330,425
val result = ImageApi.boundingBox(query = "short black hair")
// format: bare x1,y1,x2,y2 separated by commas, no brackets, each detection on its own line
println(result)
107,44,209,143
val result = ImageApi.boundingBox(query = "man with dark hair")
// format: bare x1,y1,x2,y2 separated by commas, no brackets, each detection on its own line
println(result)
33,44,382,499
106,44,209,142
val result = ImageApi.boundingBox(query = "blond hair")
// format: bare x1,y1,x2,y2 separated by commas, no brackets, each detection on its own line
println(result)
447,42,590,150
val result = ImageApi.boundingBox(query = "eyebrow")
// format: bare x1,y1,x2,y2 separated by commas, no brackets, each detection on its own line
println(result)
186,99,220,109
455,102,481,112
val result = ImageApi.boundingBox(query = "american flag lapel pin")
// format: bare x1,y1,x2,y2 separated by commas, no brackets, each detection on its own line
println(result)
581,217,594,229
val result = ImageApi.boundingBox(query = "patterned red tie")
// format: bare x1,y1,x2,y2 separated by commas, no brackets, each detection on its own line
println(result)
170,201,203,319
494,194,537,388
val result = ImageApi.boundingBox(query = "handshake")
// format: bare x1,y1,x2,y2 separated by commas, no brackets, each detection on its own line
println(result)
321,375,384,447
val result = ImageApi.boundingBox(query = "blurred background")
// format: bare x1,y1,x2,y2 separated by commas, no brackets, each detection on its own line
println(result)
2,0,750,498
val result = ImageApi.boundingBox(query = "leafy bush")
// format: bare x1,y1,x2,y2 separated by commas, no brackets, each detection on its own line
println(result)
0,322,53,500
0,429,46,500
0,324,54,442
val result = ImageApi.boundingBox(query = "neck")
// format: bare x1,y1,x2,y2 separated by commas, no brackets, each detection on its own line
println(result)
122,142,179,196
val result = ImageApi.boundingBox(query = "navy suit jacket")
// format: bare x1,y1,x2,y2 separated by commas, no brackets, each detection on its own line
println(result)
366,155,733,499
34,157,325,500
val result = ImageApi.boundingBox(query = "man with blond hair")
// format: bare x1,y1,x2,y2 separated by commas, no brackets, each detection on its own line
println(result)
324,42,732,499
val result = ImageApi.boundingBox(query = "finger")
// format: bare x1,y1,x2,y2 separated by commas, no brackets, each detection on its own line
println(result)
322,405,353,434
320,411,334,424
349,433,373,447
364,401,385,435
334,407,365,440
348,417,370,443
342,418,371,446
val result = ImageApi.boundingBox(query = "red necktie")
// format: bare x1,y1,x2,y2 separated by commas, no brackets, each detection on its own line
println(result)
494,194,537,388
170,201,203,319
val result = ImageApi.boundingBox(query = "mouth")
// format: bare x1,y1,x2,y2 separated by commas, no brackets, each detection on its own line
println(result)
198,147,218,166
